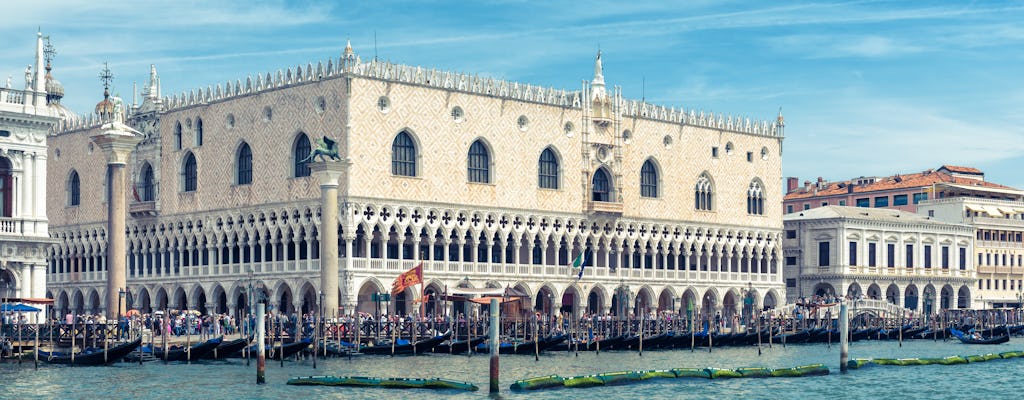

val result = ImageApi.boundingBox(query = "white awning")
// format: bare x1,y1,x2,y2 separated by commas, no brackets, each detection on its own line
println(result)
984,206,1004,217
964,204,984,213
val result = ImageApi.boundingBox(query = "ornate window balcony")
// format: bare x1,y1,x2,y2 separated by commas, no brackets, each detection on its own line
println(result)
129,200,158,217
585,200,623,215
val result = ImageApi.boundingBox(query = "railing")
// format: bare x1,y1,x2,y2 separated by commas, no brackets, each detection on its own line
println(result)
0,217,24,235
585,200,624,214
810,265,970,278
0,88,27,106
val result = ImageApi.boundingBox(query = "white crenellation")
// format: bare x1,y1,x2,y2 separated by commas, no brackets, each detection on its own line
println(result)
52,56,782,137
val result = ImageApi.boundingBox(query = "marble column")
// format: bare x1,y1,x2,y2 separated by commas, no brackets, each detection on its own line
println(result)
91,125,142,320
309,161,346,318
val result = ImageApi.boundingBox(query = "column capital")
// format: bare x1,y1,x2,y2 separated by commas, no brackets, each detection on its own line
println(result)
90,129,142,165
308,160,349,188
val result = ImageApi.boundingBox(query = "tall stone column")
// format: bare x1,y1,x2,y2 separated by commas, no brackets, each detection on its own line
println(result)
308,161,346,319
91,126,141,320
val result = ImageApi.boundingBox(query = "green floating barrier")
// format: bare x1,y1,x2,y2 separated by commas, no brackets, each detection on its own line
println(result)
286,376,478,391
671,368,711,379
563,375,604,388
936,356,968,365
706,368,743,379
846,359,875,369
772,364,829,377
510,375,565,391
735,367,772,378
964,354,986,363
872,358,901,366
598,371,643,385
638,370,677,380
982,353,1001,361
1000,351,1024,359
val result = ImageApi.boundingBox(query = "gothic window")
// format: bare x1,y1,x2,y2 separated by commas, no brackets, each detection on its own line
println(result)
747,180,765,215
139,162,155,201
195,118,204,146
592,167,611,202
467,140,490,183
181,152,197,192
391,131,417,177
68,170,80,206
237,142,253,185
695,173,714,211
293,133,311,178
538,147,559,189
640,159,658,198
0,157,11,216
174,121,182,150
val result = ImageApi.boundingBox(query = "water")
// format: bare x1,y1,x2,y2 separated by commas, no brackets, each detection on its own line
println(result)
1,338,1022,399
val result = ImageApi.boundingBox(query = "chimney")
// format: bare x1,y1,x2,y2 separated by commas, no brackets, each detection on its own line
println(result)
847,183,854,194
786,177,799,193
804,180,812,190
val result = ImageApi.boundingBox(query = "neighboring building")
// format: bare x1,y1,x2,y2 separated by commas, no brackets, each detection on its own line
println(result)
0,33,62,321
917,186,1024,310
45,43,786,322
783,206,976,313
783,165,1007,214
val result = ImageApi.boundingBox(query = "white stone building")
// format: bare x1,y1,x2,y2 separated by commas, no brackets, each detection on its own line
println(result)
45,42,786,322
783,206,976,313
1,33,62,321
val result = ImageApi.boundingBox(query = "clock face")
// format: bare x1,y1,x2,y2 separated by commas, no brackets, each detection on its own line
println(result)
597,147,609,162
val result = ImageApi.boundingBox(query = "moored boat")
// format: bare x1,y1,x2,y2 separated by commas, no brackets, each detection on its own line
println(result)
39,338,142,366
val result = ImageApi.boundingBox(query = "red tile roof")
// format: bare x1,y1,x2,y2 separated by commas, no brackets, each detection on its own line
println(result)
784,167,1014,200
939,165,983,174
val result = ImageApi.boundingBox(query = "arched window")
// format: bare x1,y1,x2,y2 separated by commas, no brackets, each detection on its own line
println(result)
293,134,311,178
0,157,11,216
181,153,197,192
592,168,611,202
237,142,253,185
194,118,204,146
174,122,182,150
640,159,658,198
538,148,559,189
139,163,155,201
391,131,417,177
68,170,80,206
467,140,490,183
695,173,714,211
747,180,764,215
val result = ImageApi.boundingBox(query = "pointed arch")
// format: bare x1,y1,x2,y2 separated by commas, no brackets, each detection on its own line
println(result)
194,117,204,146
467,138,491,183
138,162,155,201
640,158,659,198
236,141,253,185
592,166,612,202
181,151,197,192
695,172,714,211
293,132,311,177
67,169,81,206
538,146,560,189
174,121,183,150
391,130,418,177
747,178,765,215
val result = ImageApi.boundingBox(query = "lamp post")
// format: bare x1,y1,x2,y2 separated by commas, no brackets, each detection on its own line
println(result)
118,287,125,341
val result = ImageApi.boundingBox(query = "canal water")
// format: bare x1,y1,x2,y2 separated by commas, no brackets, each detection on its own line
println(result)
1,338,1021,399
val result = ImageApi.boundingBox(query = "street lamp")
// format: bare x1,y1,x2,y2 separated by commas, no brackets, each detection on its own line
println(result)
118,287,125,341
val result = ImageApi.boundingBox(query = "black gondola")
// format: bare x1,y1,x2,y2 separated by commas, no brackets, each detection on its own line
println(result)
233,337,312,360
359,333,451,355
585,334,626,351
476,334,567,355
950,328,1010,345
433,335,488,354
202,336,251,360
144,336,223,362
39,338,142,366
774,329,812,344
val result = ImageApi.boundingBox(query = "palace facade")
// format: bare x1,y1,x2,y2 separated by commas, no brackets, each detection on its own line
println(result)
45,42,785,322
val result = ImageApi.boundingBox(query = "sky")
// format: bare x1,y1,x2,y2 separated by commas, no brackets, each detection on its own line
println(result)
3,0,1023,189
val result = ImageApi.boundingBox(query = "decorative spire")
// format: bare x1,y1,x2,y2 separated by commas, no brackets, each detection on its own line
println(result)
776,106,784,126
32,31,46,106
43,36,55,71
95,62,117,119
344,38,354,57
593,49,605,86
143,64,160,100
589,50,612,122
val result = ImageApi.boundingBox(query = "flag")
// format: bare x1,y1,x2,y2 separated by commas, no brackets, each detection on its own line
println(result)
391,262,423,295
571,252,586,280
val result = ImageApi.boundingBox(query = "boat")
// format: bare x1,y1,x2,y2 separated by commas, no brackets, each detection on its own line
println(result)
585,334,626,351
233,337,312,360
476,334,567,355
39,338,142,366
432,335,488,354
359,332,451,355
145,336,223,362
773,329,812,344
950,328,1010,345
202,336,251,360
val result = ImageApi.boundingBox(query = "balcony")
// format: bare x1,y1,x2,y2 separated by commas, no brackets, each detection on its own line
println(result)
585,200,623,215
129,201,158,217
0,217,25,235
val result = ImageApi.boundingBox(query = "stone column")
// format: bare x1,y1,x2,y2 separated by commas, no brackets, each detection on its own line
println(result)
308,161,346,319
91,127,141,320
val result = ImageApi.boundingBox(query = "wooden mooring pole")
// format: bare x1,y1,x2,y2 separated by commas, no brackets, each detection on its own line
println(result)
488,298,500,394
839,301,849,373
256,303,266,385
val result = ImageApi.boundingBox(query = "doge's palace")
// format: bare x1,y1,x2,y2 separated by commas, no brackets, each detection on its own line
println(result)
46,41,785,323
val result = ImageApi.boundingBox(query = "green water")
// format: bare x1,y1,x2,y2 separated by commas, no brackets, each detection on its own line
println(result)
1,338,1021,399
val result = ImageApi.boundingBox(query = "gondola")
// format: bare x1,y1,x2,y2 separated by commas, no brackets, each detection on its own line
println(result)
39,338,142,366
144,336,223,362
774,329,812,344
476,334,567,355
433,335,488,354
359,332,451,355
232,337,313,360
850,327,878,342
202,336,251,360
950,328,1010,345
585,334,626,351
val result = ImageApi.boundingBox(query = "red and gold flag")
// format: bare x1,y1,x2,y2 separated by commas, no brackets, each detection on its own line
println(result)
391,262,423,295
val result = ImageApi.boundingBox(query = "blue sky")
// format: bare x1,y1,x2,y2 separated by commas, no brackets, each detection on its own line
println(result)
4,1,1023,189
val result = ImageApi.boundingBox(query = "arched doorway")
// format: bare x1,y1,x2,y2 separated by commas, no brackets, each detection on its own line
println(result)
587,291,602,315
846,282,862,299
592,167,613,202
561,287,579,316
657,289,674,313
940,285,953,310
904,284,918,310
866,283,882,301
885,284,900,305
957,286,970,309
812,282,836,298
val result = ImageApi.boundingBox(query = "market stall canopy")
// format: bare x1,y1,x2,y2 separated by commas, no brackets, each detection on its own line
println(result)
0,297,54,305
1,303,41,312
469,296,524,305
